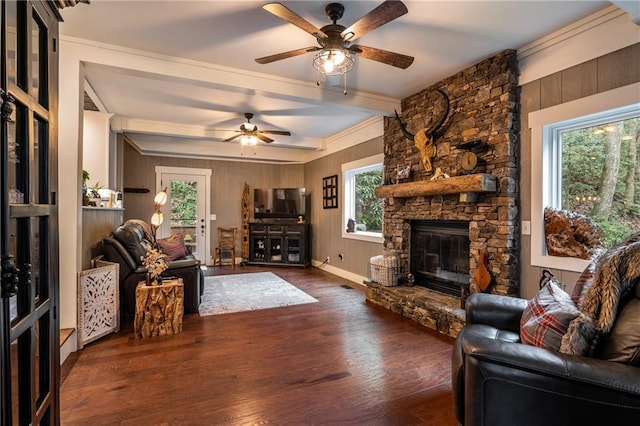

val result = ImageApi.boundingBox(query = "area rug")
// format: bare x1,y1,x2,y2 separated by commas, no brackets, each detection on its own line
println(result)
199,272,318,316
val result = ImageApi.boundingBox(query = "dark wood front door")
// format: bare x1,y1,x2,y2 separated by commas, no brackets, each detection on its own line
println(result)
1,1,61,423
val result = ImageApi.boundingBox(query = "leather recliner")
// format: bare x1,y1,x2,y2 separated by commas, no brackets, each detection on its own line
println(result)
451,291,640,426
102,221,204,315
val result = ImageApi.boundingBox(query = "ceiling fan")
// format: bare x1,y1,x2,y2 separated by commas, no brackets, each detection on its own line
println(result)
223,113,291,144
255,1,414,71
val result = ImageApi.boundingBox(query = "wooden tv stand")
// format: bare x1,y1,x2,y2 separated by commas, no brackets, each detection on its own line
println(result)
247,222,310,267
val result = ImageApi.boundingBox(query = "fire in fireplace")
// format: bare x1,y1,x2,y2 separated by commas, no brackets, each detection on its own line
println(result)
410,220,470,298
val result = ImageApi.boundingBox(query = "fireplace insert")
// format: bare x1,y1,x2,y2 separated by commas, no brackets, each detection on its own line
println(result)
410,220,470,298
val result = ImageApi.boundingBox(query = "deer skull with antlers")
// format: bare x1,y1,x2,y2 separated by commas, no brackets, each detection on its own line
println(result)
394,89,450,173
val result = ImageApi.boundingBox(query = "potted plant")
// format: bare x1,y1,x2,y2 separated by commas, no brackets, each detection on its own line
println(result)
88,181,103,206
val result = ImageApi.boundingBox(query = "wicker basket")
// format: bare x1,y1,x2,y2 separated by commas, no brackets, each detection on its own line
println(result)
368,255,401,286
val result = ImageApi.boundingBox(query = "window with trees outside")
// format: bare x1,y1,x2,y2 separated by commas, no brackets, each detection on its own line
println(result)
530,84,640,272
170,180,197,229
554,112,638,247
342,154,384,242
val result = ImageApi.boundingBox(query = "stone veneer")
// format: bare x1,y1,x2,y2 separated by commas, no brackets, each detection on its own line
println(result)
366,50,520,338
366,281,466,337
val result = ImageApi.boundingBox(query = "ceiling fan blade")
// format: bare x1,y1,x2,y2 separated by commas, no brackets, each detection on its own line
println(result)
341,0,408,42
263,2,327,38
350,45,414,69
223,134,243,142
260,130,291,136
255,47,320,64
256,133,274,143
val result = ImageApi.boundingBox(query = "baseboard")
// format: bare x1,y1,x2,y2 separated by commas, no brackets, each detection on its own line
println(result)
311,259,367,288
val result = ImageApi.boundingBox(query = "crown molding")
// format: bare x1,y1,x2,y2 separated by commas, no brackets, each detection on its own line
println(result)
518,5,639,85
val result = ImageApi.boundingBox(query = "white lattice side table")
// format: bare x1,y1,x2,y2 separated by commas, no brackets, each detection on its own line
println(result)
77,262,120,349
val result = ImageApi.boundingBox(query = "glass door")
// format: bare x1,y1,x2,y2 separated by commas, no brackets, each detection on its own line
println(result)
286,237,302,263
1,1,60,423
269,236,283,262
250,235,266,261
157,171,209,262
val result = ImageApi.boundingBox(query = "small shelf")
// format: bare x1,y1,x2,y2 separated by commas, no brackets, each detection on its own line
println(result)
82,206,125,211
375,173,496,200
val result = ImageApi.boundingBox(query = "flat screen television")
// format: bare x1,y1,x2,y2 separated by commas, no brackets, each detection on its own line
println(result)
254,188,306,220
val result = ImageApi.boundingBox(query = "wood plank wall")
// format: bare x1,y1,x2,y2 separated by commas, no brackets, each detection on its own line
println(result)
519,43,640,299
304,136,384,277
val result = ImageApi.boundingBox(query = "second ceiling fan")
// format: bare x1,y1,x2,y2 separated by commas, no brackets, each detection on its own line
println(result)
224,113,291,144
255,1,414,71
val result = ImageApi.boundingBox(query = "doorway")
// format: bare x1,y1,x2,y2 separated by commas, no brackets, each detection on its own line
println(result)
155,167,211,264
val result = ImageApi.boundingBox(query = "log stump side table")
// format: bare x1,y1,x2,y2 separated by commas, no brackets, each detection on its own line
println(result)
134,278,184,339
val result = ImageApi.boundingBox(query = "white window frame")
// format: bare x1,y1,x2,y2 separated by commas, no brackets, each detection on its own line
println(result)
529,82,640,272
341,154,384,243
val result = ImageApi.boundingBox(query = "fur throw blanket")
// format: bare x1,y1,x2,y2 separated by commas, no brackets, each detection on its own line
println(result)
560,233,640,355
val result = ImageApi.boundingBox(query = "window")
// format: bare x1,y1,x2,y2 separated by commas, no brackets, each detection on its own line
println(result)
342,154,384,242
170,180,197,228
553,112,638,245
530,83,640,272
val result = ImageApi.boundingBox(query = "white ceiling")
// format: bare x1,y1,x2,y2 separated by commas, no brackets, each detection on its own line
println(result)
58,0,613,162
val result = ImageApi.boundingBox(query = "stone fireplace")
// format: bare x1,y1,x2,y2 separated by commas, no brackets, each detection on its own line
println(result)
366,50,520,338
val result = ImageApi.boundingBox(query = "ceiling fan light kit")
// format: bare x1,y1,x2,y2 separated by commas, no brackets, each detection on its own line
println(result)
240,135,258,146
313,48,354,94
257,1,414,94
223,112,292,145
313,48,353,75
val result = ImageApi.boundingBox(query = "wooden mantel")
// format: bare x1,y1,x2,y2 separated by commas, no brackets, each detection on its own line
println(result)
375,173,496,201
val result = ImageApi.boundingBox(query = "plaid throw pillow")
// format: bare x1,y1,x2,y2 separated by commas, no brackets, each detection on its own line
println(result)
157,234,188,262
520,279,581,351
571,259,597,307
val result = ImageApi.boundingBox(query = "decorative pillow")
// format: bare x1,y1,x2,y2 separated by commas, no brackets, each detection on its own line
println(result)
520,279,583,351
157,234,188,262
571,259,597,307
596,298,640,365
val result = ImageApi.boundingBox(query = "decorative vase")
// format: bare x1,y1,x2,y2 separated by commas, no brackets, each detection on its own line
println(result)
474,252,491,292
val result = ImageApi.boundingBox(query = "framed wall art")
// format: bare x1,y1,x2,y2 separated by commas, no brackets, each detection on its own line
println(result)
322,175,338,209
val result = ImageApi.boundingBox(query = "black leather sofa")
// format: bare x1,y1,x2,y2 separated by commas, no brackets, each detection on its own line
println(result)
102,221,204,315
452,290,640,426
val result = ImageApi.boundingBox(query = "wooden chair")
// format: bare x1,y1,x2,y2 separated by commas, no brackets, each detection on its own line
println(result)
213,227,237,268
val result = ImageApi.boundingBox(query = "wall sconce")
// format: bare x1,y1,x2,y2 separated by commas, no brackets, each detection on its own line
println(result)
150,187,167,247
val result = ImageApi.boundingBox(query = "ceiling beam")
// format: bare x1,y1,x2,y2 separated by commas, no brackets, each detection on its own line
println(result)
111,116,324,150
62,36,401,115
126,135,309,164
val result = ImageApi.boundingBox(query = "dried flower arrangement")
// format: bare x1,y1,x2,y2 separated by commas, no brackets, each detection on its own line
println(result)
141,246,168,285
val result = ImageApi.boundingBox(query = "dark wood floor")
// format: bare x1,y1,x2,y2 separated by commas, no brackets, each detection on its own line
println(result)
60,266,456,425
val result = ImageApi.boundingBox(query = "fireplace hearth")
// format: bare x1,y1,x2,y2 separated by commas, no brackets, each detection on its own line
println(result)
411,220,470,298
